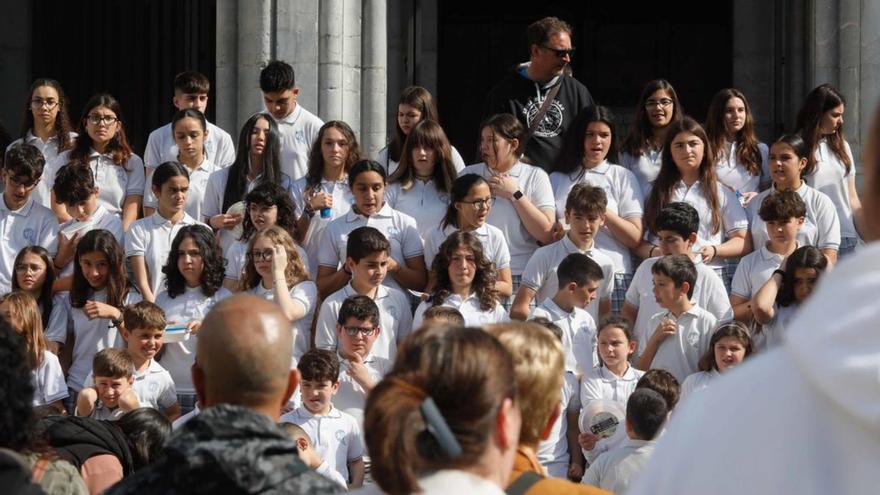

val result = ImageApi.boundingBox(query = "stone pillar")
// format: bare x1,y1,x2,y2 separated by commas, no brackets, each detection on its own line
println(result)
362,0,387,158
237,0,273,123
215,0,239,135
319,0,344,120
838,0,861,160
277,0,320,112
342,0,362,131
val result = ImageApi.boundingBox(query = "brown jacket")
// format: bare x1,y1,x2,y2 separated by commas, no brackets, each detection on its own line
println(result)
507,446,611,495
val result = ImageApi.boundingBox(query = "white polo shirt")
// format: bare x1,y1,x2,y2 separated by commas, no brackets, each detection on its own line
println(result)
8,131,77,208
57,205,124,278
580,364,645,409
7,130,76,169
422,223,510,272
132,359,177,411
314,283,413,361
248,280,317,361
550,161,644,274
625,256,732,357
225,241,310,283
620,148,662,197
143,158,218,222
748,182,841,251
377,145,466,176
317,203,424,294
413,293,508,329
270,104,323,181
144,121,236,168
155,286,232,394
32,350,68,406
582,438,656,494
83,151,146,217
680,369,720,400
537,371,580,478
125,212,205,296
0,196,59,294
646,305,718,382
53,289,141,391
290,176,354,277
730,245,786,300
752,304,798,352
385,179,451,241
280,405,364,482
458,161,555,274
519,235,615,323
806,138,857,238
334,352,392,428
530,298,597,375
714,141,769,194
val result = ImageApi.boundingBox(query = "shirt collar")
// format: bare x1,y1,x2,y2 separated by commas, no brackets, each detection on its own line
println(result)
598,364,640,383
149,211,197,227
345,202,393,222
294,403,342,419
343,282,389,301
759,244,789,263
587,160,611,174
539,297,574,320
134,359,165,378
561,234,595,255
276,104,302,125
0,196,35,216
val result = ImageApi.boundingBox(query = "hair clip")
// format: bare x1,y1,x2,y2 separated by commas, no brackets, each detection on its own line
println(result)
420,396,462,458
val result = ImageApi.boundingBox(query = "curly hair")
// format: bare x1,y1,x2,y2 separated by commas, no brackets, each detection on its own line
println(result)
70,93,133,168
11,246,56,327
0,316,41,453
705,88,762,177
240,182,299,242
305,120,363,189
430,231,498,312
239,225,309,291
163,225,226,298
20,78,74,152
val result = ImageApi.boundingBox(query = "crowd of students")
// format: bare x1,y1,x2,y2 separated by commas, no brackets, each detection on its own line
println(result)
0,14,868,495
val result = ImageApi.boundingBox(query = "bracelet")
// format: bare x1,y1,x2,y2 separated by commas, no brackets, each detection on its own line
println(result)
649,245,656,257
711,245,718,259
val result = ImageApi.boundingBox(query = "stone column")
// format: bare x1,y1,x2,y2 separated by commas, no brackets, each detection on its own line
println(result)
319,0,345,120
237,0,273,123
361,0,387,158
215,0,239,134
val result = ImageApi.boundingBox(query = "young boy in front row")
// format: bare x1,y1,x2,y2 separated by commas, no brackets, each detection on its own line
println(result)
314,226,413,362
281,349,365,489
511,184,615,324
419,305,465,328
75,348,139,420
635,255,718,383
530,252,603,376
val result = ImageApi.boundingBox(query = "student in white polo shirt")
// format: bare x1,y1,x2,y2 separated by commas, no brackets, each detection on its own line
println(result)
460,113,556,286
423,174,512,297
203,113,292,254
385,120,457,241
680,322,754,400
730,190,805,323
143,71,235,169
63,94,145,230
127,162,206,302
623,203,731,359
315,160,426,297
551,106,644,312
0,144,58,294
635,255,718,383
315,227,413,362
291,121,360,277
511,183,614,323
413,231,507,328
750,134,841,264
580,315,645,410
144,109,219,221
259,60,323,181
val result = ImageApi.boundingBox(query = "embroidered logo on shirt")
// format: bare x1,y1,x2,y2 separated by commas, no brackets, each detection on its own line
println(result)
687,329,701,347
295,130,306,144
22,228,36,243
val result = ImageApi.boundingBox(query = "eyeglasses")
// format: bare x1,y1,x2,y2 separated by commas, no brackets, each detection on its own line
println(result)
644,98,674,109
7,175,38,190
343,325,378,337
541,45,575,58
459,197,493,210
30,99,58,110
87,114,118,125
249,249,274,260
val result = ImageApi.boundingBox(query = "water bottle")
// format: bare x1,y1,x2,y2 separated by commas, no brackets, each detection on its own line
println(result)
735,189,746,207
315,184,332,218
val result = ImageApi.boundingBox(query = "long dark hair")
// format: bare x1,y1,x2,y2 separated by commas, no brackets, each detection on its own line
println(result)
389,120,457,194
441,174,489,229
554,105,618,174
388,86,441,163
777,245,827,307
70,230,129,309
431,232,498,311
222,113,283,212
20,78,74,152
115,408,171,470
794,83,851,175
70,94,133,168
162,225,226,298
305,120,362,189
240,182,299,241
11,246,56,327
772,134,810,180
705,88,762,176
620,79,683,157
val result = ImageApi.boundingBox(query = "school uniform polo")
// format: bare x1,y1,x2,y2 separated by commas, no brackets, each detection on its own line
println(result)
530,298,597,375
314,283,413,361
87,401,127,421
248,280,317,361
714,141,769,194
32,350,68,406
377,145,467,176
806,138,857,239
143,157,218,222
680,369,720,400
125,212,205,297
84,151,146,217
730,245,786,300
748,181,841,251
620,149,663,197
334,352,392,428
647,305,718,382
290,175,353,276
626,256,732,357
8,131,77,208
550,161,644,274
57,205,124,278
582,438,656,494
279,405,364,483
458,161,555,274
422,222,510,272
271,104,324,181
580,365,645,410
144,121,236,168
412,293,508,329
0,196,58,294
7,130,76,168
385,179,451,241
317,203,424,294
132,359,177,411
537,371,580,479
519,235,615,324
156,286,232,394
753,304,798,352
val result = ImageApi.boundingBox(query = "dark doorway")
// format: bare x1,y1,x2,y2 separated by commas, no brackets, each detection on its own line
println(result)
437,0,733,163
30,0,216,155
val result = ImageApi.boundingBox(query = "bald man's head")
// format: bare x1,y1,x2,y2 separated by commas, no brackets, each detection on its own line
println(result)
194,295,297,415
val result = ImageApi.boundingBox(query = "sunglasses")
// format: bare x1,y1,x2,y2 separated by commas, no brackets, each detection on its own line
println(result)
541,45,575,58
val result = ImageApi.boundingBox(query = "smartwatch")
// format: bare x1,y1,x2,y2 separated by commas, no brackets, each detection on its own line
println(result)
512,190,524,201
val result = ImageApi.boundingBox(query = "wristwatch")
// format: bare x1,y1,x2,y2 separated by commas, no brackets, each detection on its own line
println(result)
512,190,524,201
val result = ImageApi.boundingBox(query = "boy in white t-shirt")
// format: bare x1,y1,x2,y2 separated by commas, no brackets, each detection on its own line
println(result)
75,348,139,421
512,183,615,323
280,349,365,489
635,255,718,382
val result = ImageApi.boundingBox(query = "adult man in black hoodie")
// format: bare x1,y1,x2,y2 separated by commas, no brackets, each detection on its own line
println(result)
107,295,342,494
484,17,594,172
